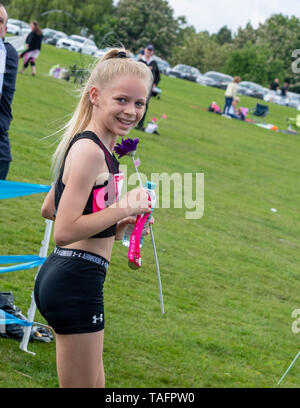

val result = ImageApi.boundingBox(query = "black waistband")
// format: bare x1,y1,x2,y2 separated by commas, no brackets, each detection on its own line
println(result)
53,247,109,272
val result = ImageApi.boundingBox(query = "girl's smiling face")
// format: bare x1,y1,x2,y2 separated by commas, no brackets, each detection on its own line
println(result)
91,74,148,137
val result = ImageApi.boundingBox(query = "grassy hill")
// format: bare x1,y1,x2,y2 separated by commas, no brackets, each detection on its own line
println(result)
0,44,300,388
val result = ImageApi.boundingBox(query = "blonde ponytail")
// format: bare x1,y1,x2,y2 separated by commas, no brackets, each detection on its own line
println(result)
51,85,93,180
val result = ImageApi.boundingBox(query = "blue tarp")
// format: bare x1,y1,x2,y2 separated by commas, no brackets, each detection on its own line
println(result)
0,259,46,274
0,256,46,274
0,180,49,328
0,180,50,199
0,255,45,263
0,180,49,273
0,310,33,326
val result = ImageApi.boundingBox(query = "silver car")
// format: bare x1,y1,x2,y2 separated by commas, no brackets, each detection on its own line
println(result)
43,28,67,45
7,18,31,36
203,71,233,89
287,92,300,110
56,35,98,55
196,74,218,87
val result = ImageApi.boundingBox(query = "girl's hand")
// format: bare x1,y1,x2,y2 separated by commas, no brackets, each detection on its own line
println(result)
115,216,136,240
117,187,152,217
115,215,154,241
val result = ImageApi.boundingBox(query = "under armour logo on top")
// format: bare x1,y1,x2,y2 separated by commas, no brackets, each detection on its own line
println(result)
92,314,103,324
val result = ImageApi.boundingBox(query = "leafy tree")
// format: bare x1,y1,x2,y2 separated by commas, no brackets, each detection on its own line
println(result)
225,42,285,86
8,0,114,43
232,22,257,48
175,15,196,46
214,25,232,45
3,0,13,8
232,15,300,88
112,0,183,58
256,14,300,73
170,31,229,73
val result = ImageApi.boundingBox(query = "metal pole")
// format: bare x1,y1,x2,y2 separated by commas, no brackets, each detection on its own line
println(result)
19,219,53,355
132,158,164,314
150,225,164,315
277,351,300,385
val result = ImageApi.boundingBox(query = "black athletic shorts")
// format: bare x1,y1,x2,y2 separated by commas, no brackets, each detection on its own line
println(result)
34,246,109,335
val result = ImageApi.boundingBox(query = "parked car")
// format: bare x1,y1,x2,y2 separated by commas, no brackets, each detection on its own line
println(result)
263,89,275,103
264,90,279,103
236,83,253,97
203,71,233,89
286,92,300,110
264,89,289,106
43,28,67,45
4,34,25,52
262,87,271,97
94,47,112,59
196,73,218,87
152,56,170,74
7,18,31,36
237,81,266,99
167,64,201,82
94,47,135,60
56,35,98,55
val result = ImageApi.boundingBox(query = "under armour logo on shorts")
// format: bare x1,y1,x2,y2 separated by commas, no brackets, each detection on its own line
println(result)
92,314,103,324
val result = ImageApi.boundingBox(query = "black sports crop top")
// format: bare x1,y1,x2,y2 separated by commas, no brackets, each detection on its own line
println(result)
54,131,123,238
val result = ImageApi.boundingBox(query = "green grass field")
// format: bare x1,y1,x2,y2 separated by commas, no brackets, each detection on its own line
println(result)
0,44,300,388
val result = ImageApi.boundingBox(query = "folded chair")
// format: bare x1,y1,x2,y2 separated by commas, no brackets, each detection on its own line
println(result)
249,104,269,123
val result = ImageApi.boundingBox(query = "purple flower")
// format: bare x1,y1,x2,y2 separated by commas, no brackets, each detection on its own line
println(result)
114,138,139,158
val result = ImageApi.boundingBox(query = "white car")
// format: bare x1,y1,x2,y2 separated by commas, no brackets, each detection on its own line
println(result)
94,47,112,59
56,35,98,55
7,18,31,36
196,73,218,87
152,56,170,74
286,92,300,110
94,47,135,59
42,28,67,45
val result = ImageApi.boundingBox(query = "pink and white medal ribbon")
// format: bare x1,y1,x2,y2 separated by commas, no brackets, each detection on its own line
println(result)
128,194,152,269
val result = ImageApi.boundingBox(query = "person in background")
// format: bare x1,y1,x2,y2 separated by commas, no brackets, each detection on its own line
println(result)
269,78,279,102
223,76,240,115
0,3,18,180
136,44,160,131
19,21,43,76
280,81,289,105
227,96,246,120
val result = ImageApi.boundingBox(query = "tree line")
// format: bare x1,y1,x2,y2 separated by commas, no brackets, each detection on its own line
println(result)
173,15,300,92
6,0,300,91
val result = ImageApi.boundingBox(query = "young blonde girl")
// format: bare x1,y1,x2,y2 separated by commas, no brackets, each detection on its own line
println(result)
34,48,153,388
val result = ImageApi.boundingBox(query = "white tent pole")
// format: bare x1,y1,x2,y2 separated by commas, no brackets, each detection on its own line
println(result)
277,351,300,385
133,160,165,315
19,219,53,355
149,225,164,315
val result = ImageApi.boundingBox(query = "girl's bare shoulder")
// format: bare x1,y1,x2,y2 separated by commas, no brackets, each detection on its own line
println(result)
68,138,105,163
63,138,106,185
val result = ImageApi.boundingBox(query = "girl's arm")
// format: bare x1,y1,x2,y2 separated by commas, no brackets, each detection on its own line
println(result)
41,184,56,220
54,141,150,246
